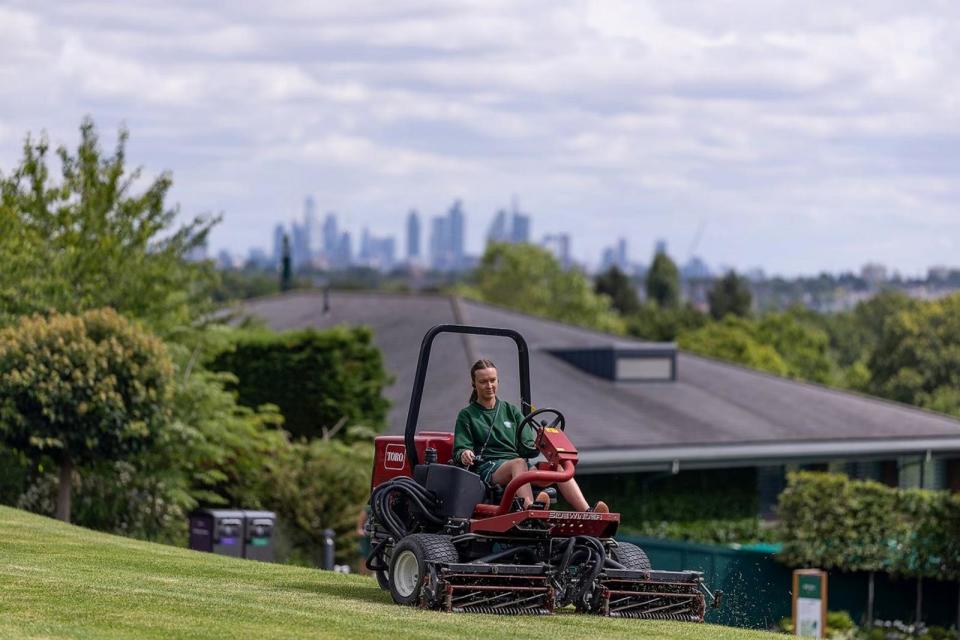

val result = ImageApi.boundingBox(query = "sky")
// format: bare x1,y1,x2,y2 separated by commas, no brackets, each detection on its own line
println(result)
1,1,958,276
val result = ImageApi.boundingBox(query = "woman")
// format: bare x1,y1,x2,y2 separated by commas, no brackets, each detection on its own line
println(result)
453,358,608,513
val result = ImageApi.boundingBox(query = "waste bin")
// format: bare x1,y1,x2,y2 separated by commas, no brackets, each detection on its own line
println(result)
242,510,276,562
188,509,245,558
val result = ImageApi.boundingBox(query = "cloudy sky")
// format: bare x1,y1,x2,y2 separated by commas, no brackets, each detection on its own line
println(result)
1,1,958,276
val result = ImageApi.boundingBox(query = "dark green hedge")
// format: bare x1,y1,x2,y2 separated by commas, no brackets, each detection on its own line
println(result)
777,472,960,580
211,326,391,440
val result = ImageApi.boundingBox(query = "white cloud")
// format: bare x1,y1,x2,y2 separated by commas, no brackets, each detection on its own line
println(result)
2,0,959,273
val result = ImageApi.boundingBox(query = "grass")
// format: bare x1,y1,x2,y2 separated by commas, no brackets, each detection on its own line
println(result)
0,506,784,639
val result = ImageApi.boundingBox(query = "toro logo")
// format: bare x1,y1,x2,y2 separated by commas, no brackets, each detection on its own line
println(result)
384,444,406,470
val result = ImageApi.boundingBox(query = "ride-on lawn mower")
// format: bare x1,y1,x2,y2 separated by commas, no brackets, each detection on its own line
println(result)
365,325,720,619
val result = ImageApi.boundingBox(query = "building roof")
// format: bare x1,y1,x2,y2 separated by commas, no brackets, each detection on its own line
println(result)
237,291,960,473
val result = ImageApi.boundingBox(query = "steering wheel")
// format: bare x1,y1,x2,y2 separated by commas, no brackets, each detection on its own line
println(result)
516,407,566,457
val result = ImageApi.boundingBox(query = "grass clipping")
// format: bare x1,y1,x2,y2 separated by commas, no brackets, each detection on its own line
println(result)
0,506,779,639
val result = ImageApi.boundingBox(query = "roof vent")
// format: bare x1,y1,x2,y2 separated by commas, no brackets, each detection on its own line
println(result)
547,342,676,382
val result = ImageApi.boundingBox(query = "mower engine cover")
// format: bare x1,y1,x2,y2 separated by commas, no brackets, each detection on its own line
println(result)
372,432,454,489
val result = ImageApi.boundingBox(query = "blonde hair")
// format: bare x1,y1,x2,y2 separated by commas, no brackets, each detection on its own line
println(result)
469,359,496,403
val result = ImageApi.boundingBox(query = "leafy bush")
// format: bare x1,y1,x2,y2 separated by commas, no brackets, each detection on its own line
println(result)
210,325,391,440
0,309,175,522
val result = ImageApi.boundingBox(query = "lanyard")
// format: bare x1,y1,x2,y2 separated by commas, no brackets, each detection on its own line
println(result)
475,399,502,464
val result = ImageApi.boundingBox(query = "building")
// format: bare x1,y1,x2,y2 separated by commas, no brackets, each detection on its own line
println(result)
542,233,571,269
429,200,467,271
238,291,960,517
406,210,421,262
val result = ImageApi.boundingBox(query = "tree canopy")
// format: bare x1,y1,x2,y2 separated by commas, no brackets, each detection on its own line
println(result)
645,252,680,309
462,242,624,334
708,270,752,320
595,266,640,315
0,118,217,332
0,309,174,522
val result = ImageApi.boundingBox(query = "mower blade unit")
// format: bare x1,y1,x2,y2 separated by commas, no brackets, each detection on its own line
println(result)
437,563,554,615
598,569,706,621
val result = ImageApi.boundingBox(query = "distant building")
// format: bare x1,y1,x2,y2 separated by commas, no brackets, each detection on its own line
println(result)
272,224,285,267
406,210,421,261
487,209,510,244
430,200,467,271
486,201,531,248
511,212,530,244
682,256,711,280
359,228,396,271
304,197,320,259
599,237,628,272
861,263,888,287
654,239,667,256
542,233,572,269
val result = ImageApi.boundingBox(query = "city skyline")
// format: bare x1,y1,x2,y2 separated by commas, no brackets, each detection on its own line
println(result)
2,2,958,277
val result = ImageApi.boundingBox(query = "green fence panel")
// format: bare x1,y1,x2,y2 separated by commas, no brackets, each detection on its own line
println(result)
618,535,959,630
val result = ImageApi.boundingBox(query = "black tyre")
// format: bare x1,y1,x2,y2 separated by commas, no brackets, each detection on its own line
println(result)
612,541,651,570
388,534,459,606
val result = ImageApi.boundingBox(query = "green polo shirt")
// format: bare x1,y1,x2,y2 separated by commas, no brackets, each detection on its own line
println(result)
453,399,535,464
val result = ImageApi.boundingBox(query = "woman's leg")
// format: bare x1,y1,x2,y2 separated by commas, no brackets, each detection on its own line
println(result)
491,458,535,507
557,478,590,512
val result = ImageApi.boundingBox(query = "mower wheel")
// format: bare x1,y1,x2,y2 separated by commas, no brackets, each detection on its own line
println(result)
612,542,651,571
388,534,459,606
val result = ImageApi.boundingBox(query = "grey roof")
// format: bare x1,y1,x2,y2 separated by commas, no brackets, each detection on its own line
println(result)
236,291,960,472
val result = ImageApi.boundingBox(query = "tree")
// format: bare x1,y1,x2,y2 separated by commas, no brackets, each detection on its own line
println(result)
645,252,680,309
0,118,217,333
626,302,707,341
595,266,640,315
461,243,624,334
708,270,752,320
0,309,174,522
868,293,960,416
756,311,836,384
678,316,789,376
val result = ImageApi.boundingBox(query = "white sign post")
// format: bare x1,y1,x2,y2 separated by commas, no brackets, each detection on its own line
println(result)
793,569,827,638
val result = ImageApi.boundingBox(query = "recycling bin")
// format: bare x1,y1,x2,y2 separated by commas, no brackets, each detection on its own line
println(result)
242,510,276,562
188,509,245,558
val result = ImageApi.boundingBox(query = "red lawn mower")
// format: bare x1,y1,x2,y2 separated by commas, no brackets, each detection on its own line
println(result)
365,325,720,619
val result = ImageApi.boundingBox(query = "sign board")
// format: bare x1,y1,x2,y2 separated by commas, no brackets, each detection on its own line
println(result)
792,569,827,638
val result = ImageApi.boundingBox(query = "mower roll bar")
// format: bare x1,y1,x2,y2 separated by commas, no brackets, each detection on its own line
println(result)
404,324,532,469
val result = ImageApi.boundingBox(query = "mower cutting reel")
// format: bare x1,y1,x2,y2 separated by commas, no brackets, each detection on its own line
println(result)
365,324,719,621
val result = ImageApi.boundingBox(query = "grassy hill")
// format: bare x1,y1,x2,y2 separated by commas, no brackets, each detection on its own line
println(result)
0,506,783,639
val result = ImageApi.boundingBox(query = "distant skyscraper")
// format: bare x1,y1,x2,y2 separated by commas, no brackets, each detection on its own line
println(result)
616,238,627,268
406,210,421,260
272,224,285,266
291,221,309,269
542,234,571,269
487,209,509,244
654,239,667,256
323,213,339,257
511,213,530,244
448,200,465,268
304,197,320,258
430,215,450,270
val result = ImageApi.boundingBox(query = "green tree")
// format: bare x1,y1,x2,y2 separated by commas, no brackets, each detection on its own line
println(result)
595,266,640,315
0,309,174,522
0,118,217,332
708,270,752,320
645,252,680,309
757,311,836,384
678,316,789,376
626,302,707,341
868,293,960,415
461,242,624,334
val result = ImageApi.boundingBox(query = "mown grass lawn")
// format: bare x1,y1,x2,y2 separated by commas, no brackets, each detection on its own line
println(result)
0,506,783,639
